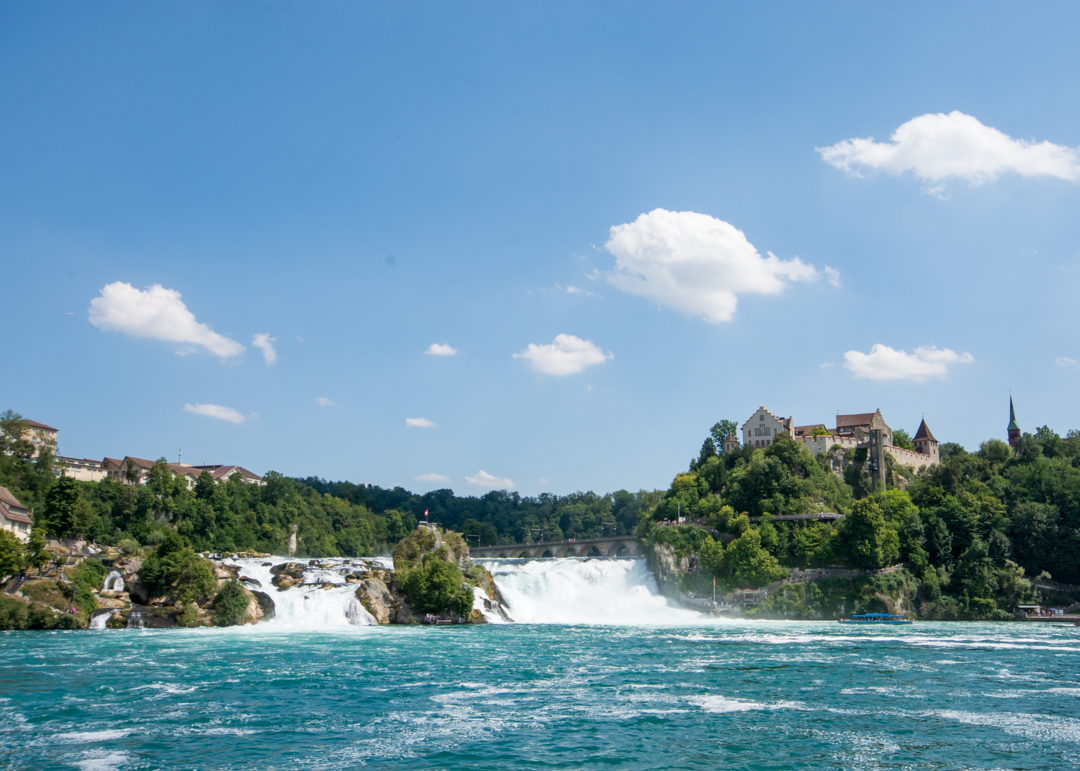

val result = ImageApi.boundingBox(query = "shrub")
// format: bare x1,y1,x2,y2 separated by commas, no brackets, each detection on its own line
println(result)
211,580,250,626
398,553,473,616
118,538,141,556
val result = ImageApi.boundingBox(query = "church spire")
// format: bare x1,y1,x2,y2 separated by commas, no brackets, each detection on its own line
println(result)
1008,395,1021,446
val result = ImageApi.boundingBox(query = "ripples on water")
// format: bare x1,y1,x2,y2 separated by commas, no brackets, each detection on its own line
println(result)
3,621,1080,770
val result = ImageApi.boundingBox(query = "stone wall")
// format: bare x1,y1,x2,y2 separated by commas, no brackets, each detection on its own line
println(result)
885,445,936,471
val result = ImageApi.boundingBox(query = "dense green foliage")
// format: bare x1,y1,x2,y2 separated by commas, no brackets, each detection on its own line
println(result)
398,550,474,616
303,480,660,546
644,424,1080,618
140,533,216,602
5,400,1080,620
211,580,250,627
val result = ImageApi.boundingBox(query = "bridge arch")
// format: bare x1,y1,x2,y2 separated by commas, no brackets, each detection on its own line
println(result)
517,551,531,559
541,549,554,558
608,542,630,557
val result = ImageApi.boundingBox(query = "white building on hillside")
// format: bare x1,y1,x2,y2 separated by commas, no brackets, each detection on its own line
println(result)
0,487,32,543
737,404,939,473
741,406,793,450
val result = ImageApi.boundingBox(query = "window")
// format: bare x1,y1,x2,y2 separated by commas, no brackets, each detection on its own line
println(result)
759,414,765,421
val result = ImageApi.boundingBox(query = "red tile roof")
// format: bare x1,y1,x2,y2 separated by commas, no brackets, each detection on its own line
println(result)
836,412,878,428
21,419,58,432
913,419,937,442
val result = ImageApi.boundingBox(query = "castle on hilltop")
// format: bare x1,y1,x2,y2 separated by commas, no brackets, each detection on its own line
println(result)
729,405,939,474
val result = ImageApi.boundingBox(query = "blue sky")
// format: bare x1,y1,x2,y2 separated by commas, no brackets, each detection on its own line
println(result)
3,2,1080,496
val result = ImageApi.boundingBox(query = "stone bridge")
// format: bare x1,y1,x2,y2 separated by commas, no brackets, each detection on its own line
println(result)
469,535,643,560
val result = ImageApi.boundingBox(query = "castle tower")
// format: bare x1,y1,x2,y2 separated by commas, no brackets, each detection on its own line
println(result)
913,419,939,464
1007,395,1021,447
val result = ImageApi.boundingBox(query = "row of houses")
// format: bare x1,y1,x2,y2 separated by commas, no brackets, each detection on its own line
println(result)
0,419,265,543
728,406,940,472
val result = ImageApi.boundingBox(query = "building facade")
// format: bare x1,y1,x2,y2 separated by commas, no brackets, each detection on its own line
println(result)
737,405,939,472
741,406,794,450
0,487,32,543
57,456,107,483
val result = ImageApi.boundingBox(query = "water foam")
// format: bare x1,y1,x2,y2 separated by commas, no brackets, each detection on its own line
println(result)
229,558,379,629
481,557,700,625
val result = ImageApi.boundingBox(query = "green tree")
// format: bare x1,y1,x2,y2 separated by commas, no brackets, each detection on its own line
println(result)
953,538,998,600
710,420,739,449
837,498,899,570
211,580,250,626
398,550,474,616
723,528,787,587
697,438,718,466
0,410,33,459
892,429,915,450
23,529,49,573
41,476,81,538
0,531,22,576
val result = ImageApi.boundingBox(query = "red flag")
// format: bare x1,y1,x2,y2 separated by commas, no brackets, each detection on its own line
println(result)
424,509,429,518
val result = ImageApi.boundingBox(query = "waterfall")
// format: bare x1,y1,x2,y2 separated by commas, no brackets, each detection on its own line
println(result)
227,558,383,629
480,558,701,625
102,570,125,592
89,610,114,629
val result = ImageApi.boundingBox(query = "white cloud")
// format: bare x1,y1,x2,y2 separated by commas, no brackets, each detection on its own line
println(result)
818,112,1080,191
824,266,842,288
425,343,458,356
406,417,436,428
513,333,613,376
89,282,244,358
1056,357,1077,367
316,397,335,406
184,403,247,424
466,470,514,489
539,478,549,485
604,209,819,323
415,473,451,484
843,344,974,382
252,333,277,364
820,362,834,369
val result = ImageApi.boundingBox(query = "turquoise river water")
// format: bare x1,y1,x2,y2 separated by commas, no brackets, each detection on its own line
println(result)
3,560,1080,770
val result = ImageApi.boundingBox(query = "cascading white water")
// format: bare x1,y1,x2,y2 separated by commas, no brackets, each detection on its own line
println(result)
102,570,124,592
481,558,701,625
227,557,385,629
89,610,114,629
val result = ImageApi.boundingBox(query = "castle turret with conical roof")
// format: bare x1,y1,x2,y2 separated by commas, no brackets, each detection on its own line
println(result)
913,418,939,463
1008,395,1021,447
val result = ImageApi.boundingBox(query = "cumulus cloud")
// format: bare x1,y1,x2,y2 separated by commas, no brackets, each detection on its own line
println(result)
184,403,247,424
415,473,451,484
89,282,244,358
406,417,436,428
425,343,458,356
604,209,819,323
466,470,514,489
252,333,277,364
316,397,335,406
843,344,974,382
513,334,613,376
1056,357,1077,367
818,112,1080,192
824,266,842,288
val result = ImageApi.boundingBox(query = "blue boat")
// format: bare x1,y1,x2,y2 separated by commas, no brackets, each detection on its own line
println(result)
838,612,912,625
